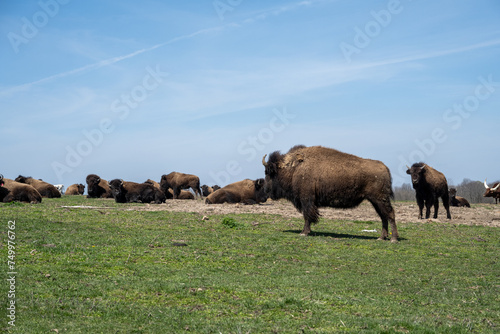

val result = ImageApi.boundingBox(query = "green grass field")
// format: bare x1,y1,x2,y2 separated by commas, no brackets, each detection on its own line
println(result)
1,196,499,333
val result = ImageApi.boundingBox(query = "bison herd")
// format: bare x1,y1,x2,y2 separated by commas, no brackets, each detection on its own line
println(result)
1,145,499,243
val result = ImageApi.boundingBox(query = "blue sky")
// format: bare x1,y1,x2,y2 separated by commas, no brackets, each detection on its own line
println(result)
1,0,500,190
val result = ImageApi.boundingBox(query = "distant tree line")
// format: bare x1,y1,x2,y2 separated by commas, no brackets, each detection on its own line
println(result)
393,179,498,204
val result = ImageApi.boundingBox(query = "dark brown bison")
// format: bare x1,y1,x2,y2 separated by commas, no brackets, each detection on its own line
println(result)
406,163,451,219
15,175,61,198
160,172,202,199
205,179,267,204
483,179,500,204
65,183,85,195
448,187,470,207
0,175,42,203
262,145,398,242
109,179,165,204
86,174,113,198
201,184,220,197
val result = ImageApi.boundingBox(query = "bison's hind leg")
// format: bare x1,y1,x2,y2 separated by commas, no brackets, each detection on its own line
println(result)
300,199,319,236
369,198,398,243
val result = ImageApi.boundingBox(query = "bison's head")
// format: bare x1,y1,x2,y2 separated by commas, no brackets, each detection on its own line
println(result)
109,179,125,199
77,184,85,194
262,151,303,200
86,174,102,188
254,178,268,203
15,175,28,183
483,179,500,198
406,163,426,189
159,174,171,193
448,187,457,198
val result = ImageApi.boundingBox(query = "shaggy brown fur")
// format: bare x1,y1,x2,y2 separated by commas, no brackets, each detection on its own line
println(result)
406,163,451,219
205,179,267,204
86,174,113,198
448,188,470,208
109,179,165,204
15,175,61,198
160,172,202,199
65,183,85,195
0,177,42,203
263,145,398,242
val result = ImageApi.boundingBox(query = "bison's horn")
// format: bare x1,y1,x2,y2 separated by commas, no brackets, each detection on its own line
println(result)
406,165,410,170
0,174,3,180
484,179,489,189
493,183,500,191
421,164,426,170
262,154,268,167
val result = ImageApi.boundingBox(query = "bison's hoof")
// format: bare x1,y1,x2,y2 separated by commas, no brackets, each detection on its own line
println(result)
390,238,399,243
299,233,309,237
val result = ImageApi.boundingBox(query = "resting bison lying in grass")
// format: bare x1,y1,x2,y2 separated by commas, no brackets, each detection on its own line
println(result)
406,163,451,219
65,183,85,195
205,179,267,204
448,188,470,208
0,175,42,203
160,172,202,199
262,145,398,242
15,175,61,198
109,179,165,204
86,174,113,198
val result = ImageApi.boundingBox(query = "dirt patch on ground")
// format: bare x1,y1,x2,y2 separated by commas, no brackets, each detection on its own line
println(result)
131,199,500,227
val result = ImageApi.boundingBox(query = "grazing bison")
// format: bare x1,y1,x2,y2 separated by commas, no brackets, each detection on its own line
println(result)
86,174,113,198
0,175,42,203
448,188,470,207
15,175,61,198
160,172,202,199
205,179,267,204
406,163,451,219
201,184,220,197
65,183,85,195
262,145,398,242
109,179,165,204
483,179,500,204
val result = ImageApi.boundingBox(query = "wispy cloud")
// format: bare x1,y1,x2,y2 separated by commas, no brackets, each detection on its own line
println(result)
1,0,332,97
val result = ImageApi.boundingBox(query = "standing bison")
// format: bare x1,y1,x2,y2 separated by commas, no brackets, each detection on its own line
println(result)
160,172,202,199
406,163,451,219
86,174,113,198
262,145,398,242
65,183,85,195
205,179,267,204
483,179,500,204
109,179,165,204
0,175,42,203
448,188,470,208
15,175,61,198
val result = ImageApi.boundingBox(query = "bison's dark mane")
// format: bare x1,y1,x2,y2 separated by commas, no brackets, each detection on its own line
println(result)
411,162,426,168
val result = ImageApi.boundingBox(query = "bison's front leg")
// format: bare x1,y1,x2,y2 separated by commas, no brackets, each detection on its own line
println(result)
301,219,312,236
416,194,425,219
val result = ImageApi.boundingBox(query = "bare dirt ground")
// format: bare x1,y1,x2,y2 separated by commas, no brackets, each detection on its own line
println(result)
132,199,500,227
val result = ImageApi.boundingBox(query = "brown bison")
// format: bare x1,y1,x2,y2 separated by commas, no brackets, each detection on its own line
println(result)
406,163,451,219
201,184,221,197
205,179,267,204
65,183,85,195
86,174,113,198
109,179,165,204
144,179,194,200
262,145,398,242
483,179,500,204
0,175,42,203
448,188,470,208
15,175,61,198
160,172,202,199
